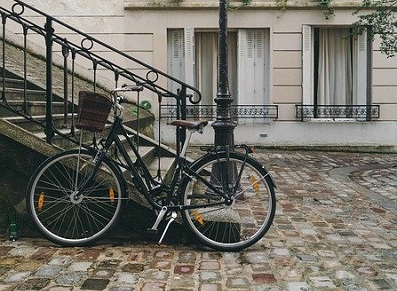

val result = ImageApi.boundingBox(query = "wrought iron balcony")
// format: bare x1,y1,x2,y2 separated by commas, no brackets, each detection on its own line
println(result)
296,105,380,121
161,105,278,124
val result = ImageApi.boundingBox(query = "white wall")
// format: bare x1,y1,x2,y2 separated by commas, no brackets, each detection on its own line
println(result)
157,121,397,150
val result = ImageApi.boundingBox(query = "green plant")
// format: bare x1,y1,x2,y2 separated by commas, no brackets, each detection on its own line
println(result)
276,0,289,12
353,0,397,57
316,0,335,19
229,0,253,10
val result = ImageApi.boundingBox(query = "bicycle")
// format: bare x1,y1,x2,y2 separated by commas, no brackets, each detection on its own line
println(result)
26,85,276,251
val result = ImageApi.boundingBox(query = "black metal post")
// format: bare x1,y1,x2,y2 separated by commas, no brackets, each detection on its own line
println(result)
1,15,6,101
44,16,54,143
366,25,373,121
62,40,69,128
212,0,236,146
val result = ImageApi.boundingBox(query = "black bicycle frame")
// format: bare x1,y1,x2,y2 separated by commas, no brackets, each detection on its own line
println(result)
87,116,235,212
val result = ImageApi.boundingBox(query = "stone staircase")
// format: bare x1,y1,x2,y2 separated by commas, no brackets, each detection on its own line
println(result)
0,0,202,241
0,52,183,242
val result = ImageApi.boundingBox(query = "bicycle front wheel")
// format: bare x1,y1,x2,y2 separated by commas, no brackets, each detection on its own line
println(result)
180,152,276,251
26,149,124,246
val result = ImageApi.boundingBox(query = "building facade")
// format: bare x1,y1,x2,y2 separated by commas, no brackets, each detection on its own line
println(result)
2,0,396,149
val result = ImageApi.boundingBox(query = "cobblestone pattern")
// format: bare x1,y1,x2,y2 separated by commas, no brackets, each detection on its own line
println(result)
350,166,397,203
1,150,396,290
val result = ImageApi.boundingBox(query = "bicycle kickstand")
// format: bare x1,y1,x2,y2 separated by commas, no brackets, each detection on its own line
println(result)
147,206,177,244
159,211,177,244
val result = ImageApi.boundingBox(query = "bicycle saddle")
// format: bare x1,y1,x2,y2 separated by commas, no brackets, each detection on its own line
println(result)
171,120,208,131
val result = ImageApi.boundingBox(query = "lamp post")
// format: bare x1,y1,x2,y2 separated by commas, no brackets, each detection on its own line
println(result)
212,0,236,146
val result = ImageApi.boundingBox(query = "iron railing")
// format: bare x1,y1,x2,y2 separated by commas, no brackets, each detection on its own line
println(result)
161,105,278,124
296,105,380,121
0,0,201,146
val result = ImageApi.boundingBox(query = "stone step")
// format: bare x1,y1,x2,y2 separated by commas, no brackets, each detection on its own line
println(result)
0,78,25,89
2,100,70,116
0,87,47,101
4,113,77,132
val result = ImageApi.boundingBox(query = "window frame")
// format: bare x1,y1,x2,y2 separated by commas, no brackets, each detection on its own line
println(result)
301,24,373,120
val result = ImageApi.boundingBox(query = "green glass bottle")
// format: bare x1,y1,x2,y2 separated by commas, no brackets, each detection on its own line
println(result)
9,214,18,241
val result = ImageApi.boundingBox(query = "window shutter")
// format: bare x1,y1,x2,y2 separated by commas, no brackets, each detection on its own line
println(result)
184,27,195,93
302,25,312,105
254,30,266,104
238,29,247,104
167,30,185,104
354,30,367,105
238,29,268,105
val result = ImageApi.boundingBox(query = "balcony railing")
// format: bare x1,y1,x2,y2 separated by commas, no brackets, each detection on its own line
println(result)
161,105,278,124
296,105,380,121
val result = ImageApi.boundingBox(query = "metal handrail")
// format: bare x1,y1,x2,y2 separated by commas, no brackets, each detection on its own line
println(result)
1,0,202,144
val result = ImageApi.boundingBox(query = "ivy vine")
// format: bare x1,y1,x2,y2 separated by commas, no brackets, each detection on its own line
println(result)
353,0,397,57
276,0,335,19
166,0,335,19
316,0,335,19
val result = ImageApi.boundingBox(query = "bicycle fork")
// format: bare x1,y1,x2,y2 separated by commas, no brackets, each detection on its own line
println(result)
147,206,178,244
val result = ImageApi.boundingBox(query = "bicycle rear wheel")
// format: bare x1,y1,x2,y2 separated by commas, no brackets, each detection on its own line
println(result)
26,149,124,246
180,151,276,251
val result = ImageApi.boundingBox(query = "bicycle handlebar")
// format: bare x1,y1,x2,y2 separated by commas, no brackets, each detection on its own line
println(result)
111,85,143,105
112,84,202,105
111,85,143,95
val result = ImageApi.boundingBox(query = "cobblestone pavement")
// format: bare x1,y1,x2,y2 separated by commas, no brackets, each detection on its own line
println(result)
1,150,396,291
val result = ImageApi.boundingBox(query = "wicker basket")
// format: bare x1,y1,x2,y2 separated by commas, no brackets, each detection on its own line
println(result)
76,91,112,132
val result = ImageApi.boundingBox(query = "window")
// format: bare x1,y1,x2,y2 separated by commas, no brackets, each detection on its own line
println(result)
302,25,372,119
167,28,270,114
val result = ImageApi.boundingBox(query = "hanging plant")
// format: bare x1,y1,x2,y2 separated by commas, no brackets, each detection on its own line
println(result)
229,0,253,10
316,0,335,19
276,0,289,13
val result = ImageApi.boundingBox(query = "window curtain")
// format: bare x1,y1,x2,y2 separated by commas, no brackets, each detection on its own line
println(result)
317,28,353,105
195,32,237,106
195,32,218,106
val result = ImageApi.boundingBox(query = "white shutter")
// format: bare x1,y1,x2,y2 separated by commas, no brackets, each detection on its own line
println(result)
184,27,195,93
238,29,267,105
238,29,247,104
254,30,266,104
302,25,313,105
354,30,367,105
169,30,184,79
167,30,184,104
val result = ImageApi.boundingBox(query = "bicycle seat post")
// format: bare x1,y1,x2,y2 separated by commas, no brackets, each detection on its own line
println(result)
170,120,209,159
180,130,193,159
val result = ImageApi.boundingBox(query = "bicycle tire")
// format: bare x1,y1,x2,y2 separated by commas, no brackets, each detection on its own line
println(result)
26,148,125,246
180,151,276,251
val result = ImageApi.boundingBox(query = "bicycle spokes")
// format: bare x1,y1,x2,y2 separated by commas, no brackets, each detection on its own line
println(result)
27,150,124,246
181,152,276,251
